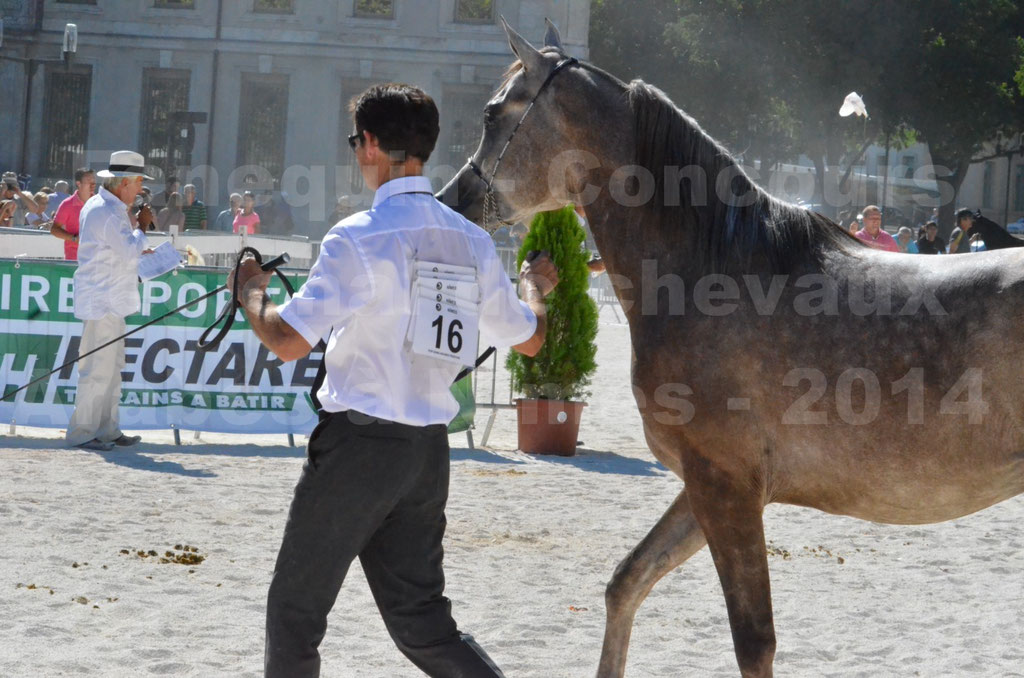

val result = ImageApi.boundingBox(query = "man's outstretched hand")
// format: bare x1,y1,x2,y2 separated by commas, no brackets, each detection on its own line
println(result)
520,250,559,297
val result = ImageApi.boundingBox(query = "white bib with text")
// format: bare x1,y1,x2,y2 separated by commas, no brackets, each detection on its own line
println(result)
408,260,480,366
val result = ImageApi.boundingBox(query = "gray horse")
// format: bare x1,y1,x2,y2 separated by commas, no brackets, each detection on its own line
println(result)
439,20,1024,678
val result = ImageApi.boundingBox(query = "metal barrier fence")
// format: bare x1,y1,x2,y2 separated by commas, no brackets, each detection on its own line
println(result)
0,227,317,270
494,246,519,281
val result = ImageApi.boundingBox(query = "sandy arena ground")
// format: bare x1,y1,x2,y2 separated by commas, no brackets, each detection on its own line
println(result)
2,307,1022,677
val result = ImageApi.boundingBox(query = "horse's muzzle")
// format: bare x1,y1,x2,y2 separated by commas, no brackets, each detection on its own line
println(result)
436,163,486,225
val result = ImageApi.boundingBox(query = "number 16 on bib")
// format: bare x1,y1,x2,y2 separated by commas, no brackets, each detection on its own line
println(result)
410,293,480,367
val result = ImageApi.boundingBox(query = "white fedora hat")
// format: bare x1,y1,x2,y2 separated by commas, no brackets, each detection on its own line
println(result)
96,150,154,180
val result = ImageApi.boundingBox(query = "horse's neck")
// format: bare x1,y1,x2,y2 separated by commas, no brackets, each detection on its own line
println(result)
587,190,700,325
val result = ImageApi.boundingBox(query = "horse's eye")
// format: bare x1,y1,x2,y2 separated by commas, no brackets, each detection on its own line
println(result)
483,106,498,126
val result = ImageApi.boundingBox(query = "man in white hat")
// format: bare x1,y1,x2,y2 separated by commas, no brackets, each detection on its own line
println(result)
66,151,153,451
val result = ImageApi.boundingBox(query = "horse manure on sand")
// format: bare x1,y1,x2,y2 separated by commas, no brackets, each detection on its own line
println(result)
119,544,205,566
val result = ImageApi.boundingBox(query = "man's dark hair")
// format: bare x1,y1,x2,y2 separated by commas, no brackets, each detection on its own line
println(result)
73,167,93,183
349,83,440,163
956,208,974,222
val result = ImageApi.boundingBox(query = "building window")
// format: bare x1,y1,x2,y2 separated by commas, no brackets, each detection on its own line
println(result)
455,0,493,23
237,74,290,183
1014,165,1024,212
41,68,92,179
139,69,190,180
354,0,394,18
154,0,195,8
900,155,915,179
982,161,994,209
254,0,294,13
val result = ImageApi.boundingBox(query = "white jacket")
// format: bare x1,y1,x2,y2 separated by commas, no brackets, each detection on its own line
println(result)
74,187,147,320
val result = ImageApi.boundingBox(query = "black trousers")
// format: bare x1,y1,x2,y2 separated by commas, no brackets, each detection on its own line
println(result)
265,410,505,678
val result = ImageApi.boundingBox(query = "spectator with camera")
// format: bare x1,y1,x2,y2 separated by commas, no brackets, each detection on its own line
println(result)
2,171,45,227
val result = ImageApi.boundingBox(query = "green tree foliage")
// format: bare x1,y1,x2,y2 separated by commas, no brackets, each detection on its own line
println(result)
897,0,1024,227
1017,37,1024,95
506,206,598,401
590,0,1023,224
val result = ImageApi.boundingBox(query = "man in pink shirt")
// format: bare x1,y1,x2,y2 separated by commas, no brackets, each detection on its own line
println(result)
855,205,899,252
50,168,96,260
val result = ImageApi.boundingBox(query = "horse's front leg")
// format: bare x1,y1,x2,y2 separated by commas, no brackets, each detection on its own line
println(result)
597,489,707,678
687,464,776,678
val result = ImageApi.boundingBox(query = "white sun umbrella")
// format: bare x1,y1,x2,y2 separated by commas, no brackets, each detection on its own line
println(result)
839,91,868,118
840,92,871,182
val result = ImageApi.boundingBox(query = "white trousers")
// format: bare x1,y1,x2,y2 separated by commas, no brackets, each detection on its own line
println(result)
66,314,126,446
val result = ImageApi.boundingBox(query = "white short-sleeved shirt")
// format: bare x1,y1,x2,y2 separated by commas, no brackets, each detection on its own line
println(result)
278,175,536,426
74,187,147,320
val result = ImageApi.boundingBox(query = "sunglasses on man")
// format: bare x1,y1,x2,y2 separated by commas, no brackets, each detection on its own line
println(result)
347,132,364,150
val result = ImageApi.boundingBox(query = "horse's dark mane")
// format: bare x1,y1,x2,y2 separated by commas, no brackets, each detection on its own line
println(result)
625,80,859,274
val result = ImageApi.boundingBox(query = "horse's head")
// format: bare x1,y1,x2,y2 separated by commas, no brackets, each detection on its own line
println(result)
437,19,621,227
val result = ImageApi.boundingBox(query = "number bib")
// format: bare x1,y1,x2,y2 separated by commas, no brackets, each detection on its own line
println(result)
408,260,480,367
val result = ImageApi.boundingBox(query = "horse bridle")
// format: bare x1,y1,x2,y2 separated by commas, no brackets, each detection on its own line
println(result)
467,56,578,228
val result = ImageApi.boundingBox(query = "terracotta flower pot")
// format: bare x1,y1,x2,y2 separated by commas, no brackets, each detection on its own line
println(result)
515,398,586,456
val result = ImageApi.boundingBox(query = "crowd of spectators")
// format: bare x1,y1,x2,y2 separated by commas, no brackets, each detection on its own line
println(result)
840,204,1012,255
1,169,303,238
5,166,1018,261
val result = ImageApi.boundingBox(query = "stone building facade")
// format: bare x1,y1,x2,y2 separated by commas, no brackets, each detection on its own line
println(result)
1,0,591,234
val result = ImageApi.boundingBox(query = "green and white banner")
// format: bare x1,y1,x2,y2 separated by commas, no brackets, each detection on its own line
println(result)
0,259,474,436
1,260,322,434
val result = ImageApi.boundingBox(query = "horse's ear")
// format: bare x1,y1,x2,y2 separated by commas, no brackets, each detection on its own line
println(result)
501,16,545,73
543,18,564,50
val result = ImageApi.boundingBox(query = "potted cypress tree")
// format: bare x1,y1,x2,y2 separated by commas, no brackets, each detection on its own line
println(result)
507,205,599,455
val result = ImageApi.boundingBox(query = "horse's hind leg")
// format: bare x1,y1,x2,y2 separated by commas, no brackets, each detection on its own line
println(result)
688,480,775,678
597,489,707,678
